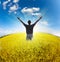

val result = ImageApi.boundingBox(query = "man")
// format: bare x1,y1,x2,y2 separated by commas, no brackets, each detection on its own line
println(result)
17,16,42,40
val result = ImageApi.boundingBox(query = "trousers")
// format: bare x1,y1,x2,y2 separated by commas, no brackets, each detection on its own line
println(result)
26,34,33,40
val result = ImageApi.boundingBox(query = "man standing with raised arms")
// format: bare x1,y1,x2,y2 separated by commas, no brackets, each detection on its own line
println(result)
17,16,42,40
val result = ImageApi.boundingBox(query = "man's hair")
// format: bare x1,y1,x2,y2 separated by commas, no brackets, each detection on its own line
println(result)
28,20,31,25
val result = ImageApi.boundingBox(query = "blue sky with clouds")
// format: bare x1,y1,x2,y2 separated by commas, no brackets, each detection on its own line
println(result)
0,0,60,36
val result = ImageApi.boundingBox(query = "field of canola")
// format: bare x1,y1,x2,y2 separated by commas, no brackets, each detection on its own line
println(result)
0,33,60,62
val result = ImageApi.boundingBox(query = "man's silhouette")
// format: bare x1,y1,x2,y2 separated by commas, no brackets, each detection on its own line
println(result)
17,16,42,40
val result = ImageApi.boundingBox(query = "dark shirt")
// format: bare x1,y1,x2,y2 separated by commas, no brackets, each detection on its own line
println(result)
24,24,35,34
17,17,41,34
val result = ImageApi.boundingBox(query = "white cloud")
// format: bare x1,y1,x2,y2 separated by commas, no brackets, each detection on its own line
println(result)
0,28,20,37
32,13,41,16
13,0,19,3
40,21,48,26
2,0,19,14
21,7,41,16
3,0,11,9
14,11,17,14
21,7,40,13
9,4,19,13
50,30,60,37
34,23,49,33
10,4,18,11
34,24,60,37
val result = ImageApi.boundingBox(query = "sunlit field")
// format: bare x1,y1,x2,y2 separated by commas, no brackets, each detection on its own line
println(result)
0,32,60,62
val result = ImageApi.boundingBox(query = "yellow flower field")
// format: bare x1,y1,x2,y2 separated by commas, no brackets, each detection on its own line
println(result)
0,32,60,62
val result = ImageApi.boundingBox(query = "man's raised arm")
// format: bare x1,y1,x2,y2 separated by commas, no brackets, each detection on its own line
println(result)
33,16,42,26
17,17,26,26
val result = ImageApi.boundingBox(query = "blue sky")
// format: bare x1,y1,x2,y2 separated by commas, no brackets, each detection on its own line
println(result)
0,0,60,36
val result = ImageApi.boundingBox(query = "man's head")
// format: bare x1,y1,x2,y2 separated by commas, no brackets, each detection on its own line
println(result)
28,20,31,25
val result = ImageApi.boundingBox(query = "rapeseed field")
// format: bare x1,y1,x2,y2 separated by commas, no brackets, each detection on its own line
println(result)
0,33,60,62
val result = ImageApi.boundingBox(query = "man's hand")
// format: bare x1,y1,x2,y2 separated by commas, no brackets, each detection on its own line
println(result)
33,16,42,26
39,16,42,19
17,17,20,20
37,16,42,21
